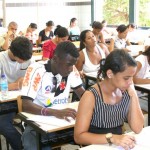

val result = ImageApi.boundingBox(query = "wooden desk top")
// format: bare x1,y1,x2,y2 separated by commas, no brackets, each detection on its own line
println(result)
135,84,150,91
32,47,42,52
72,41,80,49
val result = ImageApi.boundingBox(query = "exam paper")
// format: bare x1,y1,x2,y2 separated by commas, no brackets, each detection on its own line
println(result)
22,102,78,127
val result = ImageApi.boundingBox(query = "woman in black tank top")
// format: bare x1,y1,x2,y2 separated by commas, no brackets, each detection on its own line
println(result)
74,50,144,150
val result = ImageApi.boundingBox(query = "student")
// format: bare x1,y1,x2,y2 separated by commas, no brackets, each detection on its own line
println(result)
74,50,144,150
133,46,150,112
134,46,150,84
101,20,110,35
92,21,105,44
68,17,80,36
42,25,69,60
109,24,131,52
0,21,18,51
19,23,38,44
38,20,54,46
76,30,106,79
0,36,33,150
21,41,85,150
92,21,109,55
127,23,143,45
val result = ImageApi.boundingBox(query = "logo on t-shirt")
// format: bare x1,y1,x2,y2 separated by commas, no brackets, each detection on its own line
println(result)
33,73,41,91
23,67,33,86
45,85,51,94
44,98,52,107
59,80,66,90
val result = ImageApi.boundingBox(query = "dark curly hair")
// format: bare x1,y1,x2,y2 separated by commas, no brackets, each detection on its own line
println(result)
54,41,79,59
10,36,33,60
54,25,69,38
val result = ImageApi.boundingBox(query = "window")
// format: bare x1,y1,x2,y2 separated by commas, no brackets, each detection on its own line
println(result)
139,0,150,27
103,0,129,25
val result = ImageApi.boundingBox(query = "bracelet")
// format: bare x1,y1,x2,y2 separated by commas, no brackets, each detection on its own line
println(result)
43,108,48,116
41,107,45,116
41,107,48,116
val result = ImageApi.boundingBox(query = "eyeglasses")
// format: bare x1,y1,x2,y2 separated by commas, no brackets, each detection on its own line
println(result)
51,76,57,93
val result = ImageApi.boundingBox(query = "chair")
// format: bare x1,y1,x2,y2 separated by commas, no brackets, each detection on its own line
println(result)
17,95,23,113
68,35,80,42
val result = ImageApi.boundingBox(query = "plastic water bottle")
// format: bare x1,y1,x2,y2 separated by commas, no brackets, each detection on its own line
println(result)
0,74,8,99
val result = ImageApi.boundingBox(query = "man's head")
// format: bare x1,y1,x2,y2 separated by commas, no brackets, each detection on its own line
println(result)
9,36,33,63
53,41,79,77
8,21,18,33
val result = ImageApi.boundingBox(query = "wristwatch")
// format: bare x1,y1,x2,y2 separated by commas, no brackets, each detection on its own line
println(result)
106,133,113,145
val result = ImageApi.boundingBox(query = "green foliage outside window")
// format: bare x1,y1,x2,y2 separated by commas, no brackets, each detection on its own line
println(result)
139,0,150,27
103,0,129,25
103,0,150,27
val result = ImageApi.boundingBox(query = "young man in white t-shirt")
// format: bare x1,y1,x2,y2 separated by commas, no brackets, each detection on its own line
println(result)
0,36,33,150
21,41,85,150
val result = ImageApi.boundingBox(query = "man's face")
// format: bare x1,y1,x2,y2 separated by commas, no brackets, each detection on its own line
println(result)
8,24,18,33
56,54,78,77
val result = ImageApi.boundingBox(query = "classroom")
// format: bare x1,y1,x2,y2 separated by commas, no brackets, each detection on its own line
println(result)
0,0,150,150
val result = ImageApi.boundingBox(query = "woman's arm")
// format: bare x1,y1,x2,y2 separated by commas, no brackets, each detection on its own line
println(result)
126,39,131,46
74,90,104,145
99,32,105,44
74,89,136,149
108,38,115,52
127,84,144,133
37,36,42,45
99,43,110,57
133,61,150,84
75,51,85,78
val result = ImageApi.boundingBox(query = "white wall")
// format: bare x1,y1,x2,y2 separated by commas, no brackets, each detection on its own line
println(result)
4,0,92,33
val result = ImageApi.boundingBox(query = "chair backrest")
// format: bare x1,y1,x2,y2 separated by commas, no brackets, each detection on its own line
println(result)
17,95,22,113
68,35,80,41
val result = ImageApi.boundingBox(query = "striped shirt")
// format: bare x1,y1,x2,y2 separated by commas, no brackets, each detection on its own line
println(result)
88,87,130,129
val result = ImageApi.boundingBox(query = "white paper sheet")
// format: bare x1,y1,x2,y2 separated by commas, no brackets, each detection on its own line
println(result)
22,102,78,127
135,84,150,90
80,127,150,150
0,90,21,101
